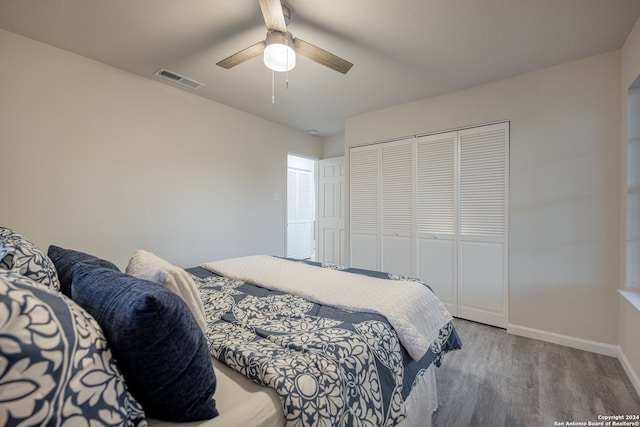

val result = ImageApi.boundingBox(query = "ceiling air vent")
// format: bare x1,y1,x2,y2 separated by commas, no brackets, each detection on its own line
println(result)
154,68,204,89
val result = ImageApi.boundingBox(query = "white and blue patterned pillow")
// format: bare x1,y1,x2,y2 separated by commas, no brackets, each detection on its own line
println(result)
0,245,12,269
0,270,147,426
0,226,61,291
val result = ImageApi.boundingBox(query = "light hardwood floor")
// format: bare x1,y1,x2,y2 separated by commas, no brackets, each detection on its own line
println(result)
432,318,640,427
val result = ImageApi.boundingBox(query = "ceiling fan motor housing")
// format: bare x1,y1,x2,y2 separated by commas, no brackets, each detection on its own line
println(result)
264,30,296,71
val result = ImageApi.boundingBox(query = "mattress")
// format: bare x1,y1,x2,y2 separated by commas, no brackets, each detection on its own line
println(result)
148,359,438,427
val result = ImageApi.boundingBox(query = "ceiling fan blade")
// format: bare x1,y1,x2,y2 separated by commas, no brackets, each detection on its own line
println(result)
259,0,287,33
294,38,353,74
216,41,265,69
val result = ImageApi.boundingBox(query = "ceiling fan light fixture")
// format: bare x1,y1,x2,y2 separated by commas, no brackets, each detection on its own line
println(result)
264,30,296,72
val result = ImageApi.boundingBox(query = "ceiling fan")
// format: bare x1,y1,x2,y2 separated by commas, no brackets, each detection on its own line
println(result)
216,0,353,74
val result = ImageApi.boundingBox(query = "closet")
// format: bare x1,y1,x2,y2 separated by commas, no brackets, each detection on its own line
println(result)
349,122,509,328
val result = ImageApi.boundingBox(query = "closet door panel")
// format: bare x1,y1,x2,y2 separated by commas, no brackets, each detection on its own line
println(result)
416,131,457,312
350,145,380,270
381,139,415,276
458,240,505,325
351,234,379,271
458,122,509,327
459,126,507,239
383,236,413,277
419,238,456,314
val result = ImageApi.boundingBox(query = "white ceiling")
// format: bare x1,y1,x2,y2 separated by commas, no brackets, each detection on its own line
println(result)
1,0,639,137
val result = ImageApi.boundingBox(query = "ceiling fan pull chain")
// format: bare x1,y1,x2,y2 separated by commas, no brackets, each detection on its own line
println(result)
271,69,276,104
285,37,290,89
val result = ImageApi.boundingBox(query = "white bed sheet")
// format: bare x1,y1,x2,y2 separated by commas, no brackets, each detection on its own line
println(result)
402,365,438,427
147,358,284,427
147,359,438,427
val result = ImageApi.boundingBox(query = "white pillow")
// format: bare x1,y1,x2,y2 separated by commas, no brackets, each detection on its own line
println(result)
126,250,207,333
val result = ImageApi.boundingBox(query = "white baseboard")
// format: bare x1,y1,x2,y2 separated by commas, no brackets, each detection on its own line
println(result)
618,346,640,398
506,323,618,357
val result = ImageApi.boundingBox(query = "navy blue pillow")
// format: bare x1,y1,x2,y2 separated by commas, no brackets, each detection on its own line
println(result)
71,264,218,422
47,245,120,297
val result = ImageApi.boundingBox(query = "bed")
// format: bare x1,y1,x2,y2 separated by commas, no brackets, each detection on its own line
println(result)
0,226,461,427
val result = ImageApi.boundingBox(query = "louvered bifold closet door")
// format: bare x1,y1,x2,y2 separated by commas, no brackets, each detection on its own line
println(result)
416,131,457,314
458,122,509,327
381,139,415,276
350,145,380,270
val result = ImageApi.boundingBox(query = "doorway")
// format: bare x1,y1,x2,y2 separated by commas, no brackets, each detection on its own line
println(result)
286,154,317,260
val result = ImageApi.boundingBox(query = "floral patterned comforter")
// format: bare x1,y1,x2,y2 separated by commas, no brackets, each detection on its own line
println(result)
188,261,461,427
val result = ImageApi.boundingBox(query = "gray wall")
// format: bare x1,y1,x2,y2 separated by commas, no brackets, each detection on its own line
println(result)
0,29,322,269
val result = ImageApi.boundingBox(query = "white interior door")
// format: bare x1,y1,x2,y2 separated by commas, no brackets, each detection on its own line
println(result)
317,157,345,264
287,154,316,260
